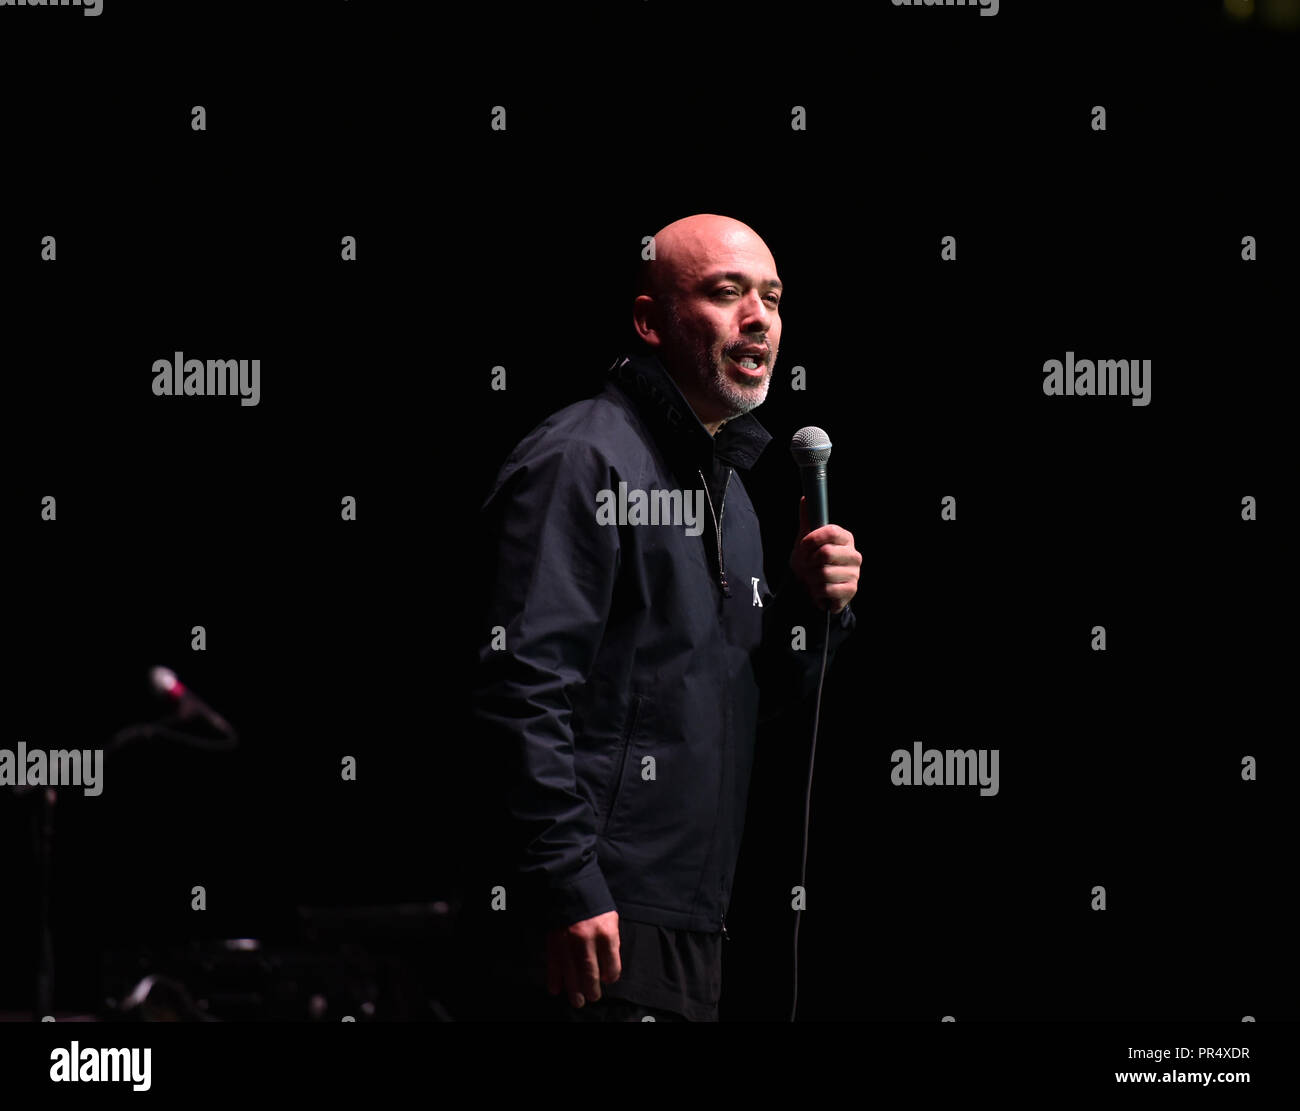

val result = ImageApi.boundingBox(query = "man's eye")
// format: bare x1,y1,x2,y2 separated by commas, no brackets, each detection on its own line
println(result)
715,287,778,305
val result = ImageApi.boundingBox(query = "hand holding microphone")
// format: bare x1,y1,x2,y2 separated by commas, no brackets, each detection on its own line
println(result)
788,426,861,615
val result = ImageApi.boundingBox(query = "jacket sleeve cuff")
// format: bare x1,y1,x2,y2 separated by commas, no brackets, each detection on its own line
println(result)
542,861,618,931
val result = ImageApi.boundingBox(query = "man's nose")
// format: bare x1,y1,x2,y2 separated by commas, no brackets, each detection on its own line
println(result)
738,291,775,331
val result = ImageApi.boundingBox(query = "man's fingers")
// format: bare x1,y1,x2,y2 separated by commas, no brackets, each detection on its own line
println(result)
547,913,621,1009
799,523,851,548
800,546,861,572
810,580,854,598
560,938,587,1008
810,545,858,566
818,564,858,581
597,924,622,984
573,936,603,1002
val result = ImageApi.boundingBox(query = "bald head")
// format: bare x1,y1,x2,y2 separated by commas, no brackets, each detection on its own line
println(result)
632,214,783,434
637,214,777,307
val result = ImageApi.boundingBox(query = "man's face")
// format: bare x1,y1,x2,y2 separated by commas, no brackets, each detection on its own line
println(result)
654,229,782,429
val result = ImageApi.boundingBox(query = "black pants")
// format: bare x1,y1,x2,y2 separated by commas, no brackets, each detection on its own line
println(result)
456,975,690,1022
546,992,689,1022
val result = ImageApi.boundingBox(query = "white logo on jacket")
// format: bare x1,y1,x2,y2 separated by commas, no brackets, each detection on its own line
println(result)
752,577,762,607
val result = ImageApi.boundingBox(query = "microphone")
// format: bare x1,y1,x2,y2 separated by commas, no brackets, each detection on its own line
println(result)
789,426,832,531
149,666,235,738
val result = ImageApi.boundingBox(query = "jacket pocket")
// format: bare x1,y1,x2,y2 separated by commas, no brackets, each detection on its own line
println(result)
600,693,648,837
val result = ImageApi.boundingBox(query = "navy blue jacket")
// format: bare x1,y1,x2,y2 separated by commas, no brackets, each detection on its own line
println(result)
472,351,855,936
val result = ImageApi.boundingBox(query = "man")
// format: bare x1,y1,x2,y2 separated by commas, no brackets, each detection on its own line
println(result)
465,214,861,1022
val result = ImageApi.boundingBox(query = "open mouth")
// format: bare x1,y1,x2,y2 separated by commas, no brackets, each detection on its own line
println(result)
729,354,766,377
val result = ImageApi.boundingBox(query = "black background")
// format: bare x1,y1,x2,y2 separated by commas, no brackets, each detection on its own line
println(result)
0,0,1293,1027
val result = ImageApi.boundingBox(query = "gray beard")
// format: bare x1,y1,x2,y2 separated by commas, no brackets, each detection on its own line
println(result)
661,304,773,421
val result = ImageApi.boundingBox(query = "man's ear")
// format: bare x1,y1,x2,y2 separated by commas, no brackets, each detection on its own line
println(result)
632,295,662,348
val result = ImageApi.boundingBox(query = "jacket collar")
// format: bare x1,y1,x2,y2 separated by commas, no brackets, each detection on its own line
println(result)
606,351,773,472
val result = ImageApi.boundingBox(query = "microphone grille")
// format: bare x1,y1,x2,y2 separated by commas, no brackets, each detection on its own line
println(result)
149,666,179,695
790,425,831,466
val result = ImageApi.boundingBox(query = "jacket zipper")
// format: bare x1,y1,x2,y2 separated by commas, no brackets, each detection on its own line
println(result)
698,467,732,598
701,466,734,942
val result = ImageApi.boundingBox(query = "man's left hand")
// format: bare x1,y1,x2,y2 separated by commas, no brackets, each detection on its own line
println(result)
790,496,861,615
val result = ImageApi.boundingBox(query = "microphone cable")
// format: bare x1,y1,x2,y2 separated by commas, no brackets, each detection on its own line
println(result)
791,605,832,1022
